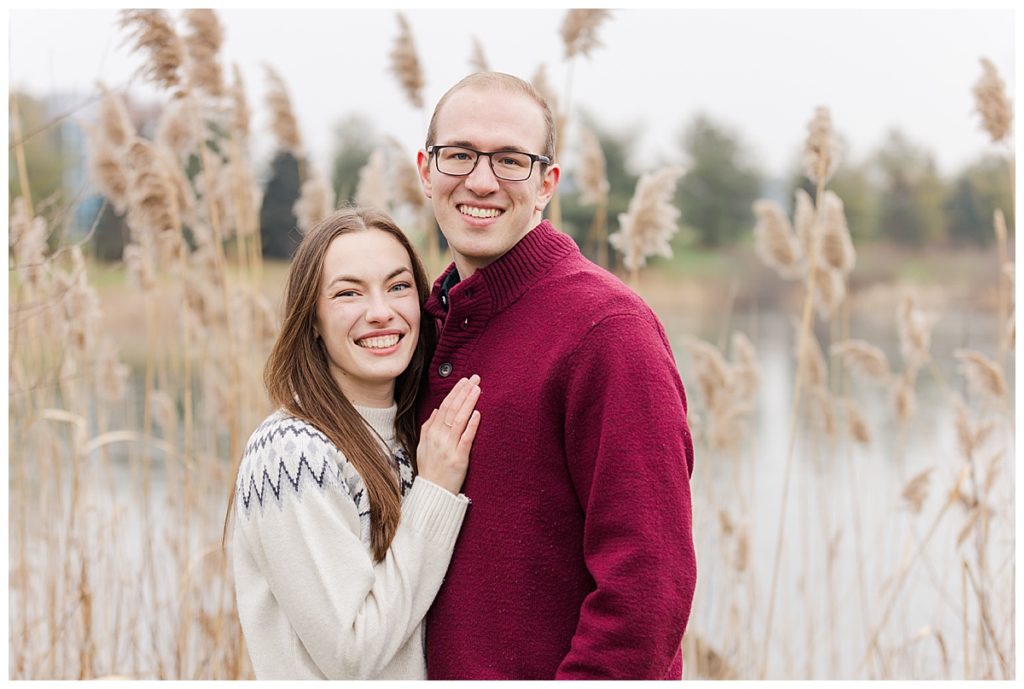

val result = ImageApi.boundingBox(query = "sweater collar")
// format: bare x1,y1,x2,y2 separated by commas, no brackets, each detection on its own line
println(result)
354,403,397,447
426,220,576,317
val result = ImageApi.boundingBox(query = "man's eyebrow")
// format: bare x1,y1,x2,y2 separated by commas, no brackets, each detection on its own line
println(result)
326,267,411,289
446,140,530,154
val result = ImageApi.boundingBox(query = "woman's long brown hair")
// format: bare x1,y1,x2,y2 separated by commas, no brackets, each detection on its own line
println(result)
224,207,435,562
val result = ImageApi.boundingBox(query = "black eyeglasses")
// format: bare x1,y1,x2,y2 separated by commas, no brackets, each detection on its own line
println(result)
427,145,552,182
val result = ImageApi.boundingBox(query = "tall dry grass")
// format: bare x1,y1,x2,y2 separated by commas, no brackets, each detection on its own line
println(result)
7,11,1014,682
673,79,1013,680
8,9,272,679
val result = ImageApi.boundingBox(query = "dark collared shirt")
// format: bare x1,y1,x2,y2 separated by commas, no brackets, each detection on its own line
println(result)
438,268,461,312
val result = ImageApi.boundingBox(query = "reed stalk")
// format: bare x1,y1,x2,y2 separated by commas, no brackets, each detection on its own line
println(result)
858,469,965,674
963,558,1010,677
759,174,826,679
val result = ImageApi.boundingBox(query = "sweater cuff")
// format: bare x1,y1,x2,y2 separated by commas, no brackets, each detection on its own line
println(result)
402,477,470,549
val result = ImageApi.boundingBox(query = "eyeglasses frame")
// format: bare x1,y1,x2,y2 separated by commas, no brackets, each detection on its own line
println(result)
427,145,552,182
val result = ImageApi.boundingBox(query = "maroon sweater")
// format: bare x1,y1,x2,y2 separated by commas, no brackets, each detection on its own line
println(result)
419,221,695,679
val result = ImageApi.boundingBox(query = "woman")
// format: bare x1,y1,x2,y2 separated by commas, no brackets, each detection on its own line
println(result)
228,207,480,679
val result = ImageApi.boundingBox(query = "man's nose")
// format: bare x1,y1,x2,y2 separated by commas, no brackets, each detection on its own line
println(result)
464,155,501,195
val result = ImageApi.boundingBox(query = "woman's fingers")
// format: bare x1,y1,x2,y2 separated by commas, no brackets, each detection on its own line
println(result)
448,383,480,434
441,375,480,429
458,410,481,453
436,377,466,421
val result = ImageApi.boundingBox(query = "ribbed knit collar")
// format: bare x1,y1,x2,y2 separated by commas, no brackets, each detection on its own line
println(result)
426,220,577,317
353,403,397,447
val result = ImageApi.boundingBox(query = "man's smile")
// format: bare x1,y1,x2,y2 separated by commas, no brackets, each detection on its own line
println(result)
457,204,504,219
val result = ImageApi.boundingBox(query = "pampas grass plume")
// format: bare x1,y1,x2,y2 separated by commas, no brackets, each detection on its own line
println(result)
973,57,1013,143
293,170,334,235
389,13,425,109
469,36,490,73
819,190,855,275
952,395,996,459
57,246,102,356
355,148,391,211
891,373,916,425
119,9,185,93
793,321,828,391
831,340,891,383
124,138,184,262
263,64,303,154
531,64,559,116
86,137,130,216
96,83,136,149
900,467,932,514
10,197,49,291
955,349,1008,402
386,138,429,212
803,106,841,186
730,331,761,400
577,126,609,206
753,200,803,280
793,187,817,266
843,399,872,446
681,336,732,411
560,9,612,60
183,9,225,98
230,63,251,141
155,95,200,161
611,166,682,272
811,264,846,320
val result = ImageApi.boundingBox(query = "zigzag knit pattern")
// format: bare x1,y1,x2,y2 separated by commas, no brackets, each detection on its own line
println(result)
236,410,414,545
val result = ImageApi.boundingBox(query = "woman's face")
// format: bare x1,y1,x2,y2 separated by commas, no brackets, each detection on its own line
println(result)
314,229,421,407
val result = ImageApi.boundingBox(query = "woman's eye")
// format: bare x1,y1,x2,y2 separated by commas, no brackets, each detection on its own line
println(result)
334,290,358,298
389,282,412,293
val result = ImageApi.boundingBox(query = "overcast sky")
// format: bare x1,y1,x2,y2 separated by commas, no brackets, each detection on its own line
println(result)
7,6,1017,184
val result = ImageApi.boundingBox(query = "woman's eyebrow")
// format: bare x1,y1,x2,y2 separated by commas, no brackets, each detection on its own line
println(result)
326,267,411,289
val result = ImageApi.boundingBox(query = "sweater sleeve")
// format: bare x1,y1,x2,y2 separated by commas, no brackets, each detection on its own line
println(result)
234,423,468,679
556,312,696,679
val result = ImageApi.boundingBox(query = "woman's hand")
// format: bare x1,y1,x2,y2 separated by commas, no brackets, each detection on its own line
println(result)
416,374,481,495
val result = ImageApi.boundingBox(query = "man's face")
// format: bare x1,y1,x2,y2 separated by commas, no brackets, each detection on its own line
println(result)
418,86,560,278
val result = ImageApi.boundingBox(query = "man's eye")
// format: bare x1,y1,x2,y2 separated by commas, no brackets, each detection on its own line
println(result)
451,152,473,161
498,156,526,167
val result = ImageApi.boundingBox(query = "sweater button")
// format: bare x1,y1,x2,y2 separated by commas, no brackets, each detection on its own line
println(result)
461,317,470,329
438,362,453,377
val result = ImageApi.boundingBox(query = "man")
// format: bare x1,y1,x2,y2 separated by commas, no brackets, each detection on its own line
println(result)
416,72,695,680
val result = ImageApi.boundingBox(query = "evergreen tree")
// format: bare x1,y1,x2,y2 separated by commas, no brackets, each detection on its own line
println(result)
259,151,302,259
874,130,945,246
945,155,1014,246
676,114,762,247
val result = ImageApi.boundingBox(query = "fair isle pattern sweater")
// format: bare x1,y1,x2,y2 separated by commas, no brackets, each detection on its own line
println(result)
232,404,469,680
420,221,696,680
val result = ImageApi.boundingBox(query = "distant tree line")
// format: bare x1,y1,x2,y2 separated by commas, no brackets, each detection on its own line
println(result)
8,91,1013,262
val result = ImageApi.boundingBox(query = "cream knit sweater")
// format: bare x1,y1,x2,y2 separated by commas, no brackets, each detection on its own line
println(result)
232,403,469,679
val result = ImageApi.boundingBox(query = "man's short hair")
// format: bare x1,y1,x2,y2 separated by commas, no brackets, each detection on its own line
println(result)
424,72,556,161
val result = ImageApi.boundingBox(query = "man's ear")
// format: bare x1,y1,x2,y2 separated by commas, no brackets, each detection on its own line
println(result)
417,149,433,199
534,163,560,213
